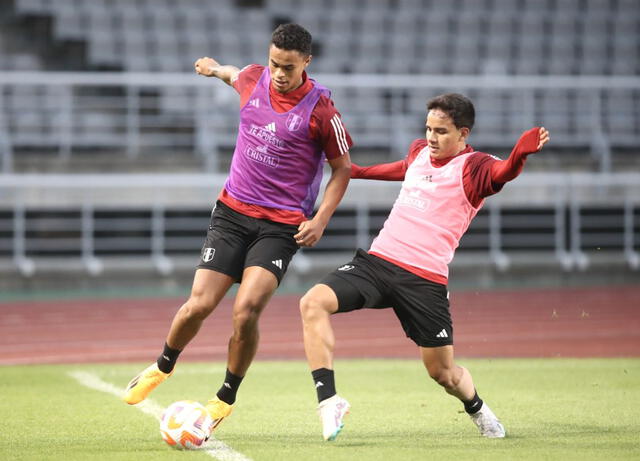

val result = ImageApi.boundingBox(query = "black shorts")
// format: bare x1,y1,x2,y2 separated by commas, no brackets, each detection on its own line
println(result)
196,201,299,284
320,249,453,347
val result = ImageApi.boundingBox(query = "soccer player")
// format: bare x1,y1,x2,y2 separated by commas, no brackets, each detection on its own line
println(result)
123,24,352,432
300,93,550,441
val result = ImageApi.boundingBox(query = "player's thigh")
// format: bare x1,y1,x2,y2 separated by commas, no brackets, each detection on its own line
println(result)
391,274,453,348
197,201,252,280
232,266,279,317
318,250,388,313
300,282,343,316
244,223,299,284
189,268,236,311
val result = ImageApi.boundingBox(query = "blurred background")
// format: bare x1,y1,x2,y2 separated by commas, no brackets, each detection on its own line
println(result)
0,0,639,296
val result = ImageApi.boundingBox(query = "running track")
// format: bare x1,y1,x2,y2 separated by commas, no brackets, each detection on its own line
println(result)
1,285,639,365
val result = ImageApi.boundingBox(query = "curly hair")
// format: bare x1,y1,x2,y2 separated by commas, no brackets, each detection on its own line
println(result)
271,23,312,56
427,93,475,131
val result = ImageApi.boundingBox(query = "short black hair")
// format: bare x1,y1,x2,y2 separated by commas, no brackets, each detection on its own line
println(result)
427,93,475,131
271,23,312,56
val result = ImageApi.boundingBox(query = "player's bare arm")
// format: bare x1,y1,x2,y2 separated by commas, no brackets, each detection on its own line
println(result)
194,57,240,86
294,154,351,247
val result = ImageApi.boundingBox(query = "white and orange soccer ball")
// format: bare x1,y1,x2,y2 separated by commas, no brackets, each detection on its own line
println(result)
159,400,213,449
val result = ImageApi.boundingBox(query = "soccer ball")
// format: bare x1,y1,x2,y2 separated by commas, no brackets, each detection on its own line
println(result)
159,400,213,449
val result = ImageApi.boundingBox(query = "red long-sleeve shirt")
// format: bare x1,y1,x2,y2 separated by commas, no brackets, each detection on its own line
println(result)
351,128,541,208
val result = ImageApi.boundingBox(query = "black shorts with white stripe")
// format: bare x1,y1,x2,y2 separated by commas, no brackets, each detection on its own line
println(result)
196,201,299,284
319,249,453,347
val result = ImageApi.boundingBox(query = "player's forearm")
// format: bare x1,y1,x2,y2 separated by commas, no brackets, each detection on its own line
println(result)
313,165,351,226
490,155,527,184
490,127,541,184
209,64,241,86
195,57,240,86
351,160,407,181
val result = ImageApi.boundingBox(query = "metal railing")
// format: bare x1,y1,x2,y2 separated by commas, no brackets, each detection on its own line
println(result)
1,72,639,173
1,172,638,277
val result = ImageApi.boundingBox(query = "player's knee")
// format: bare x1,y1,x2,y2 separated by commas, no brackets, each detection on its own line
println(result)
428,367,457,389
233,299,265,332
299,291,330,322
181,295,215,321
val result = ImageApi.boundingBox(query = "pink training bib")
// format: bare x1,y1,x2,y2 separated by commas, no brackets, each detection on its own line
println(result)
369,147,484,279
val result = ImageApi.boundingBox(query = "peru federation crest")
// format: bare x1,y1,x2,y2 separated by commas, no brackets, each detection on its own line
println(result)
286,113,303,132
202,247,215,262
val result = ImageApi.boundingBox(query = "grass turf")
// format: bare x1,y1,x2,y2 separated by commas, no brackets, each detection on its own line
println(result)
1,359,638,461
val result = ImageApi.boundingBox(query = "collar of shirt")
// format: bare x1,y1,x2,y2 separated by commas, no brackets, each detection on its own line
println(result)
431,144,474,168
268,71,313,112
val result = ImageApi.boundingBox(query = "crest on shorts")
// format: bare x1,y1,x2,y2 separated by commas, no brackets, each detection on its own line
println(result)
202,247,216,262
286,113,303,132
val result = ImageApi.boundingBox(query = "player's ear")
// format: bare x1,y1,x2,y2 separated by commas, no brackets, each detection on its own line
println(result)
304,54,312,68
459,126,470,141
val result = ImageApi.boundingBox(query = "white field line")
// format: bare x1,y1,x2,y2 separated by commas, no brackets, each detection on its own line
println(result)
68,371,252,461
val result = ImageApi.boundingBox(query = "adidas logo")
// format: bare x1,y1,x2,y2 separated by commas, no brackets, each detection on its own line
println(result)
436,329,449,338
248,98,260,108
272,259,283,269
264,122,276,133
223,382,231,389
315,381,324,388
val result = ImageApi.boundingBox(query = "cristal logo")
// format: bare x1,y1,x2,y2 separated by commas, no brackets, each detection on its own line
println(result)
398,192,428,211
202,247,215,262
244,145,279,168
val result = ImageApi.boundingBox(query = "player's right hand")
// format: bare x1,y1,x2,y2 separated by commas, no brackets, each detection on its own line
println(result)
194,57,219,77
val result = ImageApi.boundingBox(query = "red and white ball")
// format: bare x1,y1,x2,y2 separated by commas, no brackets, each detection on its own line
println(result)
160,400,213,449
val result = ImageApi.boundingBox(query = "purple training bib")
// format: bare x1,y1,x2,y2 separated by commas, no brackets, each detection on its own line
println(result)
224,67,330,217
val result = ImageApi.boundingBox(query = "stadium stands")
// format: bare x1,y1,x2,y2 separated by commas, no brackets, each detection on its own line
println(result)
0,0,638,168
3,0,637,75
0,0,638,283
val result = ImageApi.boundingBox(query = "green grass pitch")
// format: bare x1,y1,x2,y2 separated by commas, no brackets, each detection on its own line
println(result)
1,359,638,461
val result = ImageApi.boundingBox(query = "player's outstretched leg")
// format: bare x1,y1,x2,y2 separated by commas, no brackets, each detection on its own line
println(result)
124,270,234,405
123,362,172,405
421,346,505,438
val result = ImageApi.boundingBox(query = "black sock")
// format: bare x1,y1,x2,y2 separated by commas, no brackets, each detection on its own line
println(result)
216,369,244,405
463,390,484,415
156,342,181,374
311,368,337,403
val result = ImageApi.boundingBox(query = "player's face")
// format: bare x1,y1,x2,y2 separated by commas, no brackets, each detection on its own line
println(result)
425,109,469,160
268,44,311,94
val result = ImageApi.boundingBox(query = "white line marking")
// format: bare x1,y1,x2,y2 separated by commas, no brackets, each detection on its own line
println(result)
68,371,252,461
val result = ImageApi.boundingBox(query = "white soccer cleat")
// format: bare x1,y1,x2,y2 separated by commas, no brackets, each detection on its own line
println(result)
317,394,350,441
469,403,506,438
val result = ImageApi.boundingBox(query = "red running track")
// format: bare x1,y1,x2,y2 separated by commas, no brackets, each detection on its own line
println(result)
1,285,639,365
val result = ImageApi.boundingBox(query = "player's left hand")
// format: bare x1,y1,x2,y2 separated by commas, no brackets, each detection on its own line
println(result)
294,218,326,247
537,126,550,151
